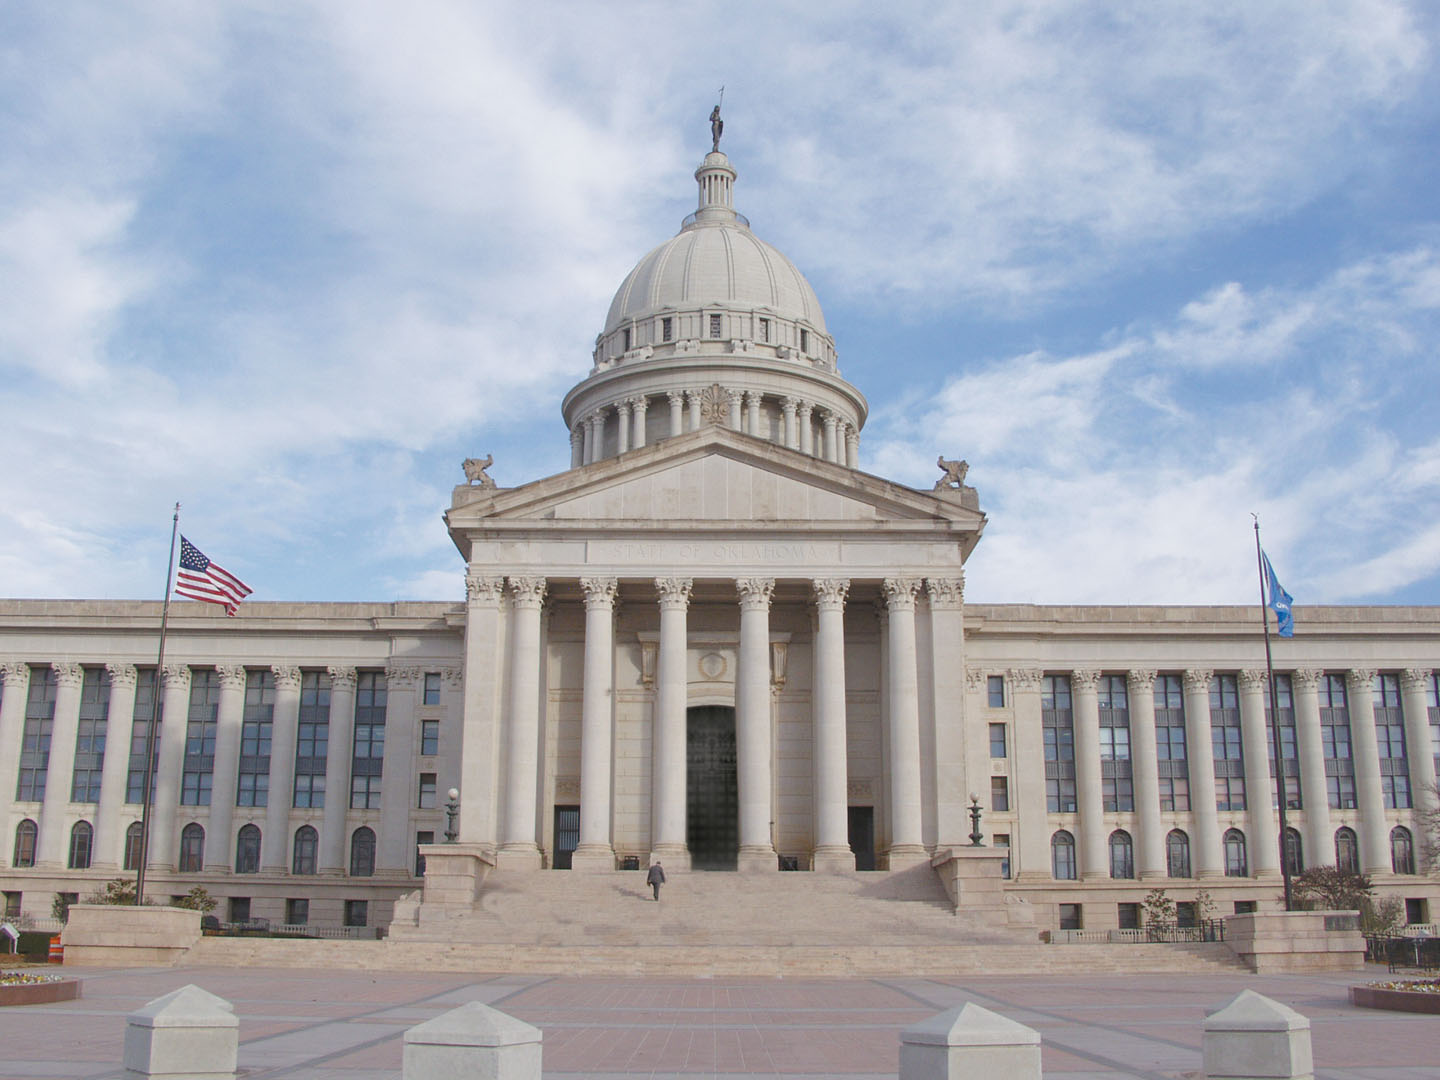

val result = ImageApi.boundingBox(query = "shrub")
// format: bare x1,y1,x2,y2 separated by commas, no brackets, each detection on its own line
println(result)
172,886,217,914
1290,866,1373,911
1142,888,1175,928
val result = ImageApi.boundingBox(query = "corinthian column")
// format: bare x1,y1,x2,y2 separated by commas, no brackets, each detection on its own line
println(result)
845,424,859,468
459,574,505,846
319,666,356,874
498,576,546,868
821,412,839,462
652,577,692,867
798,403,814,455
203,664,247,872
883,578,926,867
686,390,703,432
736,577,777,871
812,579,853,871
1292,669,1333,865
36,662,84,867
616,400,632,453
1239,670,1280,878
93,663,138,869
1346,668,1388,874
631,396,648,448
261,666,302,872
781,397,799,450
1401,669,1438,828
0,664,30,865
667,391,685,437
726,388,743,430
150,664,192,871
1183,669,1222,878
1070,669,1105,879
573,577,618,871
570,425,583,468
744,391,762,436
1128,669,1164,878
1009,668,1050,880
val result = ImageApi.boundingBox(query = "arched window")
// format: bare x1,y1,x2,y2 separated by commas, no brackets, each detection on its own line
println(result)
1283,827,1304,877
1224,828,1248,877
1166,829,1191,878
179,823,205,872
68,821,93,869
292,826,318,875
235,824,261,874
12,819,37,868
1051,830,1076,880
124,821,144,871
1335,827,1359,874
1109,830,1134,879
1391,826,1415,875
350,826,376,877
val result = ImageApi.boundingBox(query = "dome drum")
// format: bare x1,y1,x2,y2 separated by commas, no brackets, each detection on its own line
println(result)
593,306,837,374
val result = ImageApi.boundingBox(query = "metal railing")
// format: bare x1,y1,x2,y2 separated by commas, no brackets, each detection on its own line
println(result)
1051,920,1225,945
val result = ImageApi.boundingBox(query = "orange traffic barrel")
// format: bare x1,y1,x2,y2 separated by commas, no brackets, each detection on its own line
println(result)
48,934,63,963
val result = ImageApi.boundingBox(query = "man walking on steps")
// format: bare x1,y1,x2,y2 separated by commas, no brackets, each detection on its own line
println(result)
647,860,666,901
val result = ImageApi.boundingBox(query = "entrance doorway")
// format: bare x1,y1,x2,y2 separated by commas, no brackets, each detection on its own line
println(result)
848,806,876,870
552,805,579,869
687,706,738,870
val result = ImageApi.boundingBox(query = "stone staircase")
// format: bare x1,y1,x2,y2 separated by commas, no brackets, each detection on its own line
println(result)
181,865,1251,976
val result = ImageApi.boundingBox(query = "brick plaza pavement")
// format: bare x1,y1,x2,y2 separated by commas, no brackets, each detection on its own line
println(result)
0,964,1433,1079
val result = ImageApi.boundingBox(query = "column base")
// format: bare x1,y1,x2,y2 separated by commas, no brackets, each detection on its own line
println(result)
494,845,543,871
569,846,617,873
884,845,930,871
812,846,856,873
737,846,778,873
648,844,690,872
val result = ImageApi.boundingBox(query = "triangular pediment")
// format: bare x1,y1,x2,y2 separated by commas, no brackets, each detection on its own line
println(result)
447,426,984,534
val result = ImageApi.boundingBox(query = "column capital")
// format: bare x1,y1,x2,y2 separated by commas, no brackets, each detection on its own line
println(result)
385,663,420,687
217,663,247,690
105,662,138,689
1008,667,1044,691
797,400,814,418
581,577,619,610
271,665,302,691
327,665,357,690
655,577,693,609
161,664,191,692
743,390,762,407
508,576,548,608
1127,669,1156,691
629,395,648,412
1071,668,1100,693
615,399,632,415
52,661,85,689
882,577,922,611
811,578,849,610
465,572,506,603
0,661,29,688
1401,667,1433,692
725,387,744,407
1239,669,1269,691
736,577,775,611
684,388,703,405
1292,668,1323,691
667,390,685,408
781,396,798,413
1182,668,1214,693
1346,668,1377,691
925,576,964,608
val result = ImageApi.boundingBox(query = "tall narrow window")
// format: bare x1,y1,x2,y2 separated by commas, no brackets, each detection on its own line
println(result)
1109,830,1134,879
987,675,1005,708
799,327,810,353
350,672,387,809
621,327,631,351
709,313,722,338
1334,827,1359,874
1042,675,1076,812
71,667,109,803
1051,830,1076,880
1098,675,1132,812
124,821,144,871
235,823,261,873
1283,827,1304,876
990,775,1009,812
1155,675,1189,811
1373,674,1410,808
179,823,205,872
1391,826,1415,874
16,666,56,801
237,670,273,808
67,821,93,869
989,723,1007,758
294,670,330,809
350,826,376,877
1223,828,1248,877
758,317,770,342
422,672,441,705
661,316,673,342
421,719,440,757
181,669,219,806
11,820,36,867
1166,828,1191,878
1266,674,1301,809
418,773,437,809
292,825,318,875
1210,674,1245,810
1320,674,1356,809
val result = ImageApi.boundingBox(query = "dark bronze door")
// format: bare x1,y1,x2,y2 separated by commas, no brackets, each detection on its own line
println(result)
552,805,579,869
687,706,738,870
848,806,876,871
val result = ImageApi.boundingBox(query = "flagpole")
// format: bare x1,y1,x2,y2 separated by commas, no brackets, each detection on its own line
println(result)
135,503,180,905
1253,516,1294,911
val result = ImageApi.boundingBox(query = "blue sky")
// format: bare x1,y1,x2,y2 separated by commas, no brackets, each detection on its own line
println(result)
2,2,1438,607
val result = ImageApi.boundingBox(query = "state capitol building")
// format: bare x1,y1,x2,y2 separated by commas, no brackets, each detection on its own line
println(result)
2,132,1437,936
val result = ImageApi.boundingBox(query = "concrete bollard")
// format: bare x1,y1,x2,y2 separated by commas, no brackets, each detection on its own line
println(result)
899,1001,1042,1080
123,984,238,1080
403,1001,543,1079
1204,989,1314,1080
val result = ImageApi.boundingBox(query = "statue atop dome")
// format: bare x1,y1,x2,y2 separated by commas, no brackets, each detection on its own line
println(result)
710,102,724,153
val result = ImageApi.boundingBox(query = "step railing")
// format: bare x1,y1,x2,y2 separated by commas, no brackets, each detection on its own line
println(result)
1050,920,1225,944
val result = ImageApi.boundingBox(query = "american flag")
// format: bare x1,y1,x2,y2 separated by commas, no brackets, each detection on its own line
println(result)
175,536,252,616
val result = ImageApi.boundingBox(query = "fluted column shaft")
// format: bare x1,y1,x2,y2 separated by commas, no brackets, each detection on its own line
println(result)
845,425,859,468
93,663,137,868
1239,670,1280,877
822,413,839,463
616,401,632,454
1401,669,1439,828
1292,669,1333,865
37,663,84,866
883,578,925,863
499,577,546,865
581,418,595,464
591,411,607,459
574,578,617,870
1070,670,1105,879
812,580,852,870
686,390,702,432
319,667,357,873
151,665,192,870
781,397,798,450
726,389,743,430
205,665,247,871
1127,670,1164,878
0,664,30,865
631,396,648,448
744,391,762,437
736,578,776,870
1183,669,1222,877
570,426,583,468
667,391,684,437
798,403,814,455
652,578,692,864
261,666,301,871
1346,668,1388,874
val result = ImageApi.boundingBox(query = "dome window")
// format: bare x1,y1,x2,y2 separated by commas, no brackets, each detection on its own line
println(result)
800,328,810,354
622,328,631,351
759,318,770,343
661,317,673,342
709,314,722,338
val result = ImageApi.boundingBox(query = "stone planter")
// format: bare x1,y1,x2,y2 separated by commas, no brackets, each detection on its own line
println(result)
0,974,81,1006
1349,982,1440,1014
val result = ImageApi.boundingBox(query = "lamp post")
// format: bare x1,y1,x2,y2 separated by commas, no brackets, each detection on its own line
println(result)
444,788,460,843
968,792,984,847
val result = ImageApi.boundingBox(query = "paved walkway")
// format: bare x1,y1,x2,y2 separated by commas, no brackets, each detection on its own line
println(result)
0,964,1432,1079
